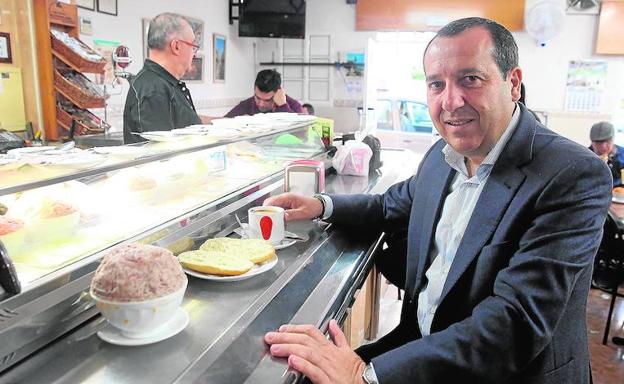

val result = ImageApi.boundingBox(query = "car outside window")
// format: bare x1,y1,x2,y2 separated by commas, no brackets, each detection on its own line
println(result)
376,100,393,130
402,101,433,134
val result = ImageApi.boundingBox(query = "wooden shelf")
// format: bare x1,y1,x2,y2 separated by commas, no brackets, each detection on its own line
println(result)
52,49,104,74
54,86,105,109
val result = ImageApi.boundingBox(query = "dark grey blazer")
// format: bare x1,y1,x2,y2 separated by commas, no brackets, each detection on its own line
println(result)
329,105,612,383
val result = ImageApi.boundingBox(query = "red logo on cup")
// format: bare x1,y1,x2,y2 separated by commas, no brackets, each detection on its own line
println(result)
260,216,273,240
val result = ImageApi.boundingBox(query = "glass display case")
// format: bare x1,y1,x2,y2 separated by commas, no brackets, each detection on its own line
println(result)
0,120,322,287
0,119,326,372
0,116,415,382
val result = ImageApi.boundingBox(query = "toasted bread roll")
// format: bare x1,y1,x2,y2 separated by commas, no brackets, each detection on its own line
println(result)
178,250,254,276
200,237,275,264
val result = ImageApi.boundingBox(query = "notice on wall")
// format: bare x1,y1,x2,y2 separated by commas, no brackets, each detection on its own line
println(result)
93,39,122,86
564,60,607,112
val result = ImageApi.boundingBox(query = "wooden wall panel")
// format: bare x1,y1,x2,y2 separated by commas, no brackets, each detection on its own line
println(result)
0,0,42,135
596,1,624,55
33,0,58,141
356,0,525,32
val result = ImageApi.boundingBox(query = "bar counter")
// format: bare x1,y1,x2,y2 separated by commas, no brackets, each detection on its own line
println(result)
0,149,418,384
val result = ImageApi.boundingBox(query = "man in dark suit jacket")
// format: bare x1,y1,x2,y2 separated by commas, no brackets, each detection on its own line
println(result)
264,17,612,384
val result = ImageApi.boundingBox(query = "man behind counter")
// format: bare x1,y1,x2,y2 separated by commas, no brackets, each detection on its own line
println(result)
123,13,210,144
224,69,303,117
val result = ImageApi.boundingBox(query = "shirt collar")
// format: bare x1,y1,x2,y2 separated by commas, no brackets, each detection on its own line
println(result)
443,104,521,178
144,59,180,87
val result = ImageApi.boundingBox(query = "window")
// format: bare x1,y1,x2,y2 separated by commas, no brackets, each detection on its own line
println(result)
403,101,433,133
376,100,393,130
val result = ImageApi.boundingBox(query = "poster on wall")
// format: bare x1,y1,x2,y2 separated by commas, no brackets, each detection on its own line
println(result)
0,32,12,64
76,0,95,11
142,18,150,61
564,60,607,112
182,55,204,82
346,53,365,76
97,0,117,16
184,16,204,50
213,34,225,83
93,39,122,86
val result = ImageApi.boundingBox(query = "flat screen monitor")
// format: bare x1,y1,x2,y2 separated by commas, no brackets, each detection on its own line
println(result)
239,0,306,39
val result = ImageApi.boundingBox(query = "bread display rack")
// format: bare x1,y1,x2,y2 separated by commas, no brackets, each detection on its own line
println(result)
33,0,107,141
50,32,106,74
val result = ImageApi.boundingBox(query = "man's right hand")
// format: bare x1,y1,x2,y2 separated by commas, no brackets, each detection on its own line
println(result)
273,87,287,107
263,193,323,222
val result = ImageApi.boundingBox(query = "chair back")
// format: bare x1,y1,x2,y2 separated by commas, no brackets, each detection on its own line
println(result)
593,212,624,289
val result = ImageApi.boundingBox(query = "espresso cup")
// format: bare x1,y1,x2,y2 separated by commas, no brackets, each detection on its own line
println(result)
248,206,285,245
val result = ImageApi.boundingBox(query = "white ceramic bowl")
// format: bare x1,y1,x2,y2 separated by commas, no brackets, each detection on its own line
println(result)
91,281,187,338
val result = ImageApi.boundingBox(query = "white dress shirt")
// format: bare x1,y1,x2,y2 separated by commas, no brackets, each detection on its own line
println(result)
416,105,520,335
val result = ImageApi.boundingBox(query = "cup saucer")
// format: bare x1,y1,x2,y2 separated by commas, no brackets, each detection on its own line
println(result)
273,238,297,250
97,308,189,346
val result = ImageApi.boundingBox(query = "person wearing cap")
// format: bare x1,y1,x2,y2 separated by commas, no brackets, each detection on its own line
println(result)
224,69,303,117
589,121,624,185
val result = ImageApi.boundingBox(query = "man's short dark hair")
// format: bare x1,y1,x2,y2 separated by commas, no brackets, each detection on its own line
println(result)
302,103,315,115
255,69,282,93
424,17,519,80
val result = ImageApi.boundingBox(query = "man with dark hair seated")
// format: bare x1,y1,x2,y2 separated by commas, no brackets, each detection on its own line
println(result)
301,103,315,115
225,69,303,117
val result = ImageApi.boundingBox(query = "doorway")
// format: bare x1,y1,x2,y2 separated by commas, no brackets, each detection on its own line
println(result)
365,32,438,153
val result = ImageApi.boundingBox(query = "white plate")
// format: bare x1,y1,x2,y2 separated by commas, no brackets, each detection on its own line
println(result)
34,154,106,169
612,196,624,204
139,132,188,142
232,228,302,250
92,146,149,158
171,126,212,135
273,238,297,250
0,156,23,170
7,146,57,158
97,308,189,346
183,254,278,282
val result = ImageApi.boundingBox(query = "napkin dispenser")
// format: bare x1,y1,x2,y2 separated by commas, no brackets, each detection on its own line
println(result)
284,159,325,196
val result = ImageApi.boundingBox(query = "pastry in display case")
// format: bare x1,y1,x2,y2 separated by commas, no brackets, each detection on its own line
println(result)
0,118,324,372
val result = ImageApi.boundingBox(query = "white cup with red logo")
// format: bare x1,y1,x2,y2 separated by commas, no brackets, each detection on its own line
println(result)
248,206,285,245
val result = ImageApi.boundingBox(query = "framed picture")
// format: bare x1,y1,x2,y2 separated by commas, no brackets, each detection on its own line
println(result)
184,16,204,50
142,18,150,61
76,0,95,11
0,32,12,64
213,34,226,83
182,55,204,82
97,0,117,16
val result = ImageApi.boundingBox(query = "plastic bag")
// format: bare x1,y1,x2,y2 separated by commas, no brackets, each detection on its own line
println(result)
331,140,372,176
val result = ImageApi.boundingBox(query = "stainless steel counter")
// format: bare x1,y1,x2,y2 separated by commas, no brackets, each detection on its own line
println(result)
1,149,417,384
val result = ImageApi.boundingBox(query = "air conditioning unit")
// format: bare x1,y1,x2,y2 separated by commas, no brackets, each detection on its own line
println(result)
566,0,601,15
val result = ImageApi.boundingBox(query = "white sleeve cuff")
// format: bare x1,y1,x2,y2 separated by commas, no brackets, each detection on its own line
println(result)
320,194,333,220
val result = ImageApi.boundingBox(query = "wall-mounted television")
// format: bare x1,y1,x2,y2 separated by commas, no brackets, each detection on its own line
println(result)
239,0,306,39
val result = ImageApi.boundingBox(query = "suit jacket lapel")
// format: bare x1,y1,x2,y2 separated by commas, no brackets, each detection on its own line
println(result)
437,105,536,303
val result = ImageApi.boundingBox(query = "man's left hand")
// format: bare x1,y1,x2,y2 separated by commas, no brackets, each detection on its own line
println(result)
273,88,287,107
264,320,366,384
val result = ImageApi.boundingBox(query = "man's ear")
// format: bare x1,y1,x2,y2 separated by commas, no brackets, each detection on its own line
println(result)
509,67,522,102
169,39,180,56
